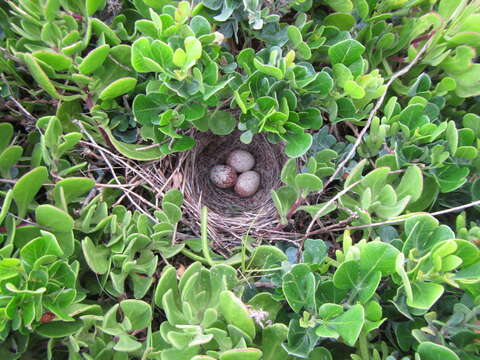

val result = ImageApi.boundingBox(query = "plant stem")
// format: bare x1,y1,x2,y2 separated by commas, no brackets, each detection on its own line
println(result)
201,206,214,266
358,329,370,360
285,196,305,222
181,248,211,265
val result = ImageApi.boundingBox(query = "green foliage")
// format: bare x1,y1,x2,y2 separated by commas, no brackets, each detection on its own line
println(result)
1,0,480,359
151,262,288,358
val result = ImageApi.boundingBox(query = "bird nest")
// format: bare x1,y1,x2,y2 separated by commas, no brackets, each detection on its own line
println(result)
87,129,296,248
177,131,289,243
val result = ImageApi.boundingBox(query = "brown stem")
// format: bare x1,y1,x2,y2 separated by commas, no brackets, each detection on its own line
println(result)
286,196,306,221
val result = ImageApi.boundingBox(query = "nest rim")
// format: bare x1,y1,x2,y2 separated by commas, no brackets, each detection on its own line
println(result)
160,130,291,242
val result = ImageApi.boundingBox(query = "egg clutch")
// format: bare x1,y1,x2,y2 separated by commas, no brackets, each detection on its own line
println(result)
209,150,260,198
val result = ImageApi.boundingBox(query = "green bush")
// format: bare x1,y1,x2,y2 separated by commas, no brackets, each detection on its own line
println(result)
1,0,480,359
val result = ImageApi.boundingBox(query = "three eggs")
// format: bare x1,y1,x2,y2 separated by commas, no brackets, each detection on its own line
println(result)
210,150,260,197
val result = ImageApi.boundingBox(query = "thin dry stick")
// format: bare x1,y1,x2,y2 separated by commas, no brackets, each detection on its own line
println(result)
75,120,158,222
1,73,36,123
78,140,162,194
304,170,406,237
304,178,365,237
326,199,480,233
304,38,434,240
321,37,434,193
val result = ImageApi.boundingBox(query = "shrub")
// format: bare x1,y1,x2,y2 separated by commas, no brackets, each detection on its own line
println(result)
0,0,480,359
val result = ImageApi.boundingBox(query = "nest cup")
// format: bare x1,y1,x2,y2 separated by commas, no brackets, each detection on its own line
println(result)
181,130,288,242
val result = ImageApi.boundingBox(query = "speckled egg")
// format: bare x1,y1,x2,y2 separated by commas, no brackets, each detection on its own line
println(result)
227,150,255,173
210,165,237,189
235,170,260,198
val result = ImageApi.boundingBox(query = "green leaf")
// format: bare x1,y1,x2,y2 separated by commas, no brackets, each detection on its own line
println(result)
20,233,63,267
175,1,191,23
295,173,323,192
22,54,62,99
219,349,263,360
101,126,164,160
99,77,137,100
36,320,83,338
297,202,337,218
408,174,439,211
219,290,256,339
207,111,236,135
44,0,60,21
81,237,110,274
455,146,478,159
344,80,365,99
328,39,365,66
0,123,14,152
327,0,353,12
281,158,297,186
154,265,179,308
334,243,399,303
408,73,431,96
463,113,480,137
249,245,288,269
54,177,95,206
86,0,105,16
182,104,206,122
173,48,187,67
407,281,444,310
395,253,413,303
287,26,303,46
41,22,62,46
318,304,344,320
164,189,184,207
33,51,72,71
0,258,22,281
151,40,174,70
114,334,142,352
359,242,400,276
120,300,152,331
184,36,202,68
333,260,359,290
438,0,464,21
396,165,423,202
0,189,13,226
472,178,480,201
435,164,469,193
35,205,74,233
324,13,356,30
13,166,49,218
303,239,327,265
262,324,289,360
399,104,427,130
91,18,121,45
133,94,161,125
190,15,211,36
131,37,163,73
253,58,284,80
282,264,316,313
271,186,297,224
78,44,110,74
283,124,313,158
318,304,365,347
0,145,23,176
446,120,458,155
417,341,460,360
